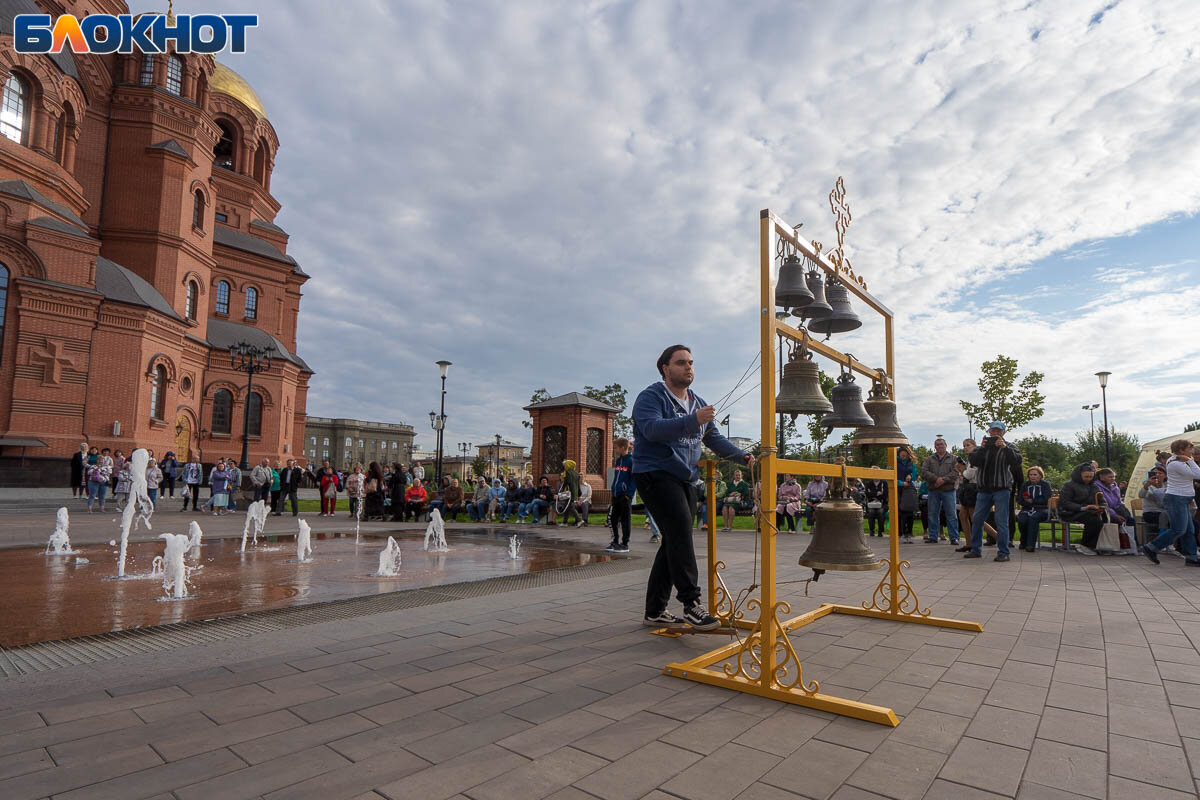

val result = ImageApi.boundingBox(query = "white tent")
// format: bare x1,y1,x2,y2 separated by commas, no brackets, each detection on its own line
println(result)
1123,431,1199,507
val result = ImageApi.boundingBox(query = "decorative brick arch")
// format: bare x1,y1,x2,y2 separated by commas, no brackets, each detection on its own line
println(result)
188,179,212,204
0,53,61,108
0,236,49,280
248,384,275,407
145,353,177,383
203,379,242,401
181,270,207,295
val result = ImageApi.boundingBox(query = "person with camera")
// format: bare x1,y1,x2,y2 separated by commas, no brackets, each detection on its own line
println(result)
632,344,753,631
965,421,1022,562
1142,439,1200,565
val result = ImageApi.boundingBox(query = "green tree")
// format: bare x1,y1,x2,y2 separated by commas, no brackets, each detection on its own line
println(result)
959,355,1045,433
1072,428,1140,479
583,383,632,438
1185,421,1200,432
471,455,491,478
1013,434,1073,475
521,388,552,429
804,370,836,457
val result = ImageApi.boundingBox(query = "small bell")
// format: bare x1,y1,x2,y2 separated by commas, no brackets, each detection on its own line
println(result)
821,362,874,429
807,276,862,336
775,254,815,310
851,372,911,450
797,267,831,322
775,347,833,418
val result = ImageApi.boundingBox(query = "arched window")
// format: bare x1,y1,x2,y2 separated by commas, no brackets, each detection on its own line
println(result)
139,53,155,86
1,73,29,145
542,426,566,474
253,142,266,184
215,280,229,315
165,55,183,95
586,428,604,474
213,119,236,170
247,392,262,436
192,189,204,230
211,389,232,434
53,105,73,165
0,265,9,366
323,437,330,446
184,280,197,320
150,365,167,420
244,287,258,319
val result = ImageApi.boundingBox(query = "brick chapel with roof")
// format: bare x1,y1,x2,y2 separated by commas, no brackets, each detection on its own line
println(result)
0,1,311,479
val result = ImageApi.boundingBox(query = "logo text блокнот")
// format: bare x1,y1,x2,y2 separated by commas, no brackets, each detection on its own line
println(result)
13,13,258,55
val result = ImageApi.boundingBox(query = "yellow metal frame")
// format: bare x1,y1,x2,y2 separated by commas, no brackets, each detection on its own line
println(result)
663,200,982,727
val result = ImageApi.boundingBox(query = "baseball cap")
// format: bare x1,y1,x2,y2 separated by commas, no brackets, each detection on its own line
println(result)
987,421,1006,433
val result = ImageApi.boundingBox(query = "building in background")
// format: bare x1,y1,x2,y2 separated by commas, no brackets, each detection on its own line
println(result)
0,2,312,483
477,439,529,478
303,417,415,469
525,392,616,490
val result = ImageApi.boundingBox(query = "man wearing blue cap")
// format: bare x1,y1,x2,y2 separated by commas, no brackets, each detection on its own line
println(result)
965,421,1022,561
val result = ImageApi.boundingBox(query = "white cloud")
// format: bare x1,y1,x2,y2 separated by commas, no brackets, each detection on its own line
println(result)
135,0,1200,455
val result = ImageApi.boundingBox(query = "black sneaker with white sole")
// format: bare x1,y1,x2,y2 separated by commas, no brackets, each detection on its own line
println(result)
604,540,619,552
644,609,685,627
614,544,630,553
683,603,720,631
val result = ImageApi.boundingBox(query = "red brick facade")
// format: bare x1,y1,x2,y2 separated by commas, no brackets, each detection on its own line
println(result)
0,2,311,470
525,394,616,491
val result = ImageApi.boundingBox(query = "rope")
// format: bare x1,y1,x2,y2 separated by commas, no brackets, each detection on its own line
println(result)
710,351,761,413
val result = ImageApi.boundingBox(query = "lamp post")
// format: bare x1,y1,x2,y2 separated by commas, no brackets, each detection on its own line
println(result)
432,361,451,486
228,341,274,471
1081,403,1099,441
493,433,502,478
1095,372,1112,467
458,441,472,479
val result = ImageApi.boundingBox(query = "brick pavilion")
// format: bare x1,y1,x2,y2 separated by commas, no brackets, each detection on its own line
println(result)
0,1,311,482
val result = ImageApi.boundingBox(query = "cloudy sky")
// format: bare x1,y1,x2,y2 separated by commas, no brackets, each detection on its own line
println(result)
136,0,1200,454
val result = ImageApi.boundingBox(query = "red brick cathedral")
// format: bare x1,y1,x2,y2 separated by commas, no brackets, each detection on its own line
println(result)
0,1,311,480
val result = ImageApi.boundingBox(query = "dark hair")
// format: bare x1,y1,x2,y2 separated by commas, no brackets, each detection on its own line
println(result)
1097,467,1115,477
657,344,691,377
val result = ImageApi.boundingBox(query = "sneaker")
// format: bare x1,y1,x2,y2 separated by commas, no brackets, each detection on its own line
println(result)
605,540,619,552
615,544,630,553
955,545,971,553
1141,544,1160,564
644,609,685,627
576,520,584,528
963,551,981,559
994,554,1010,562
1076,545,1097,556
650,534,660,543
683,603,720,631
1186,560,1200,568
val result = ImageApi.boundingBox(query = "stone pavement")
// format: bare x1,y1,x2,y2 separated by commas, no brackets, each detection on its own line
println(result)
2,522,1200,800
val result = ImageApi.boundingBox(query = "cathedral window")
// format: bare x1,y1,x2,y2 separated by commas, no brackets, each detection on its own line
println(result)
192,189,204,230
150,365,167,420
139,54,155,86
185,281,198,320
213,119,236,170
166,56,183,96
212,389,232,434
247,392,263,436
245,287,258,320
215,280,230,315
0,74,29,145
0,265,9,365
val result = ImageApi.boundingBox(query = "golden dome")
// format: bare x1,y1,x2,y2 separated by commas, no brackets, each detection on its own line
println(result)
210,61,267,120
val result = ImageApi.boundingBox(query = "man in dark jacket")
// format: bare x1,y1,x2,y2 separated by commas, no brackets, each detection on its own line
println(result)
966,421,1022,562
278,459,302,516
921,438,960,544
1057,463,1106,555
632,344,752,630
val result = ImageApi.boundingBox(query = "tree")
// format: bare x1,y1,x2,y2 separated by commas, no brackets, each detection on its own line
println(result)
521,388,552,429
1072,428,1140,479
471,455,491,478
805,370,836,457
1185,421,1200,432
959,355,1045,433
1013,434,1073,475
583,383,632,438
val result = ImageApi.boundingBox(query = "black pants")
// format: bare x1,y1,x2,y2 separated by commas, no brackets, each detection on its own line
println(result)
635,471,700,615
899,510,915,538
163,474,176,497
270,489,282,513
866,506,886,534
1066,512,1104,548
611,495,632,545
404,501,425,521
282,488,298,515
1017,509,1048,549
182,483,199,511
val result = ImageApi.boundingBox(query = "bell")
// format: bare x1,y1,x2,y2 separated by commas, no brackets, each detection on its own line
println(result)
775,349,833,418
851,377,911,450
807,277,862,335
797,268,832,321
821,369,874,429
775,254,814,310
798,492,881,571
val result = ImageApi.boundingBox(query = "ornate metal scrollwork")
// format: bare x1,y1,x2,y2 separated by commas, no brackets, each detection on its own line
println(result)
769,601,820,694
712,561,746,626
863,558,931,618
723,598,764,681
824,176,869,291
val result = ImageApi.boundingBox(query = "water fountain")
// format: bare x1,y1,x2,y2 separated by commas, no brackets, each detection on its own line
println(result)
117,449,154,577
45,507,72,555
375,536,402,576
355,497,362,544
423,508,448,552
240,500,268,552
508,535,521,559
296,518,313,562
188,520,203,553
158,533,192,599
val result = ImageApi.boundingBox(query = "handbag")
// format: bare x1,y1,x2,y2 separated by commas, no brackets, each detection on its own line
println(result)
323,484,337,500
1096,522,1120,553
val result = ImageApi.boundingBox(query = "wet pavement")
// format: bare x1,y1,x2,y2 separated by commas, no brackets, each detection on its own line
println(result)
0,530,617,647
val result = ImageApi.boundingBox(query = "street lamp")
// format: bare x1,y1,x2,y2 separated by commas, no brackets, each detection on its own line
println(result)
228,341,274,470
458,442,472,479
493,433,502,478
1081,403,1099,441
432,360,451,488
1095,371,1112,467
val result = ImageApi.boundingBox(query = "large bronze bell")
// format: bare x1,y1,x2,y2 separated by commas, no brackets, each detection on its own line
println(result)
775,254,815,310
799,488,881,572
851,373,911,450
821,367,874,429
807,276,862,335
796,267,831,321
775,348,833,418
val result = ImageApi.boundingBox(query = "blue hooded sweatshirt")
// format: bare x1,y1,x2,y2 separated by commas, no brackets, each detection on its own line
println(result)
631,382,747,482
611,453,636,498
